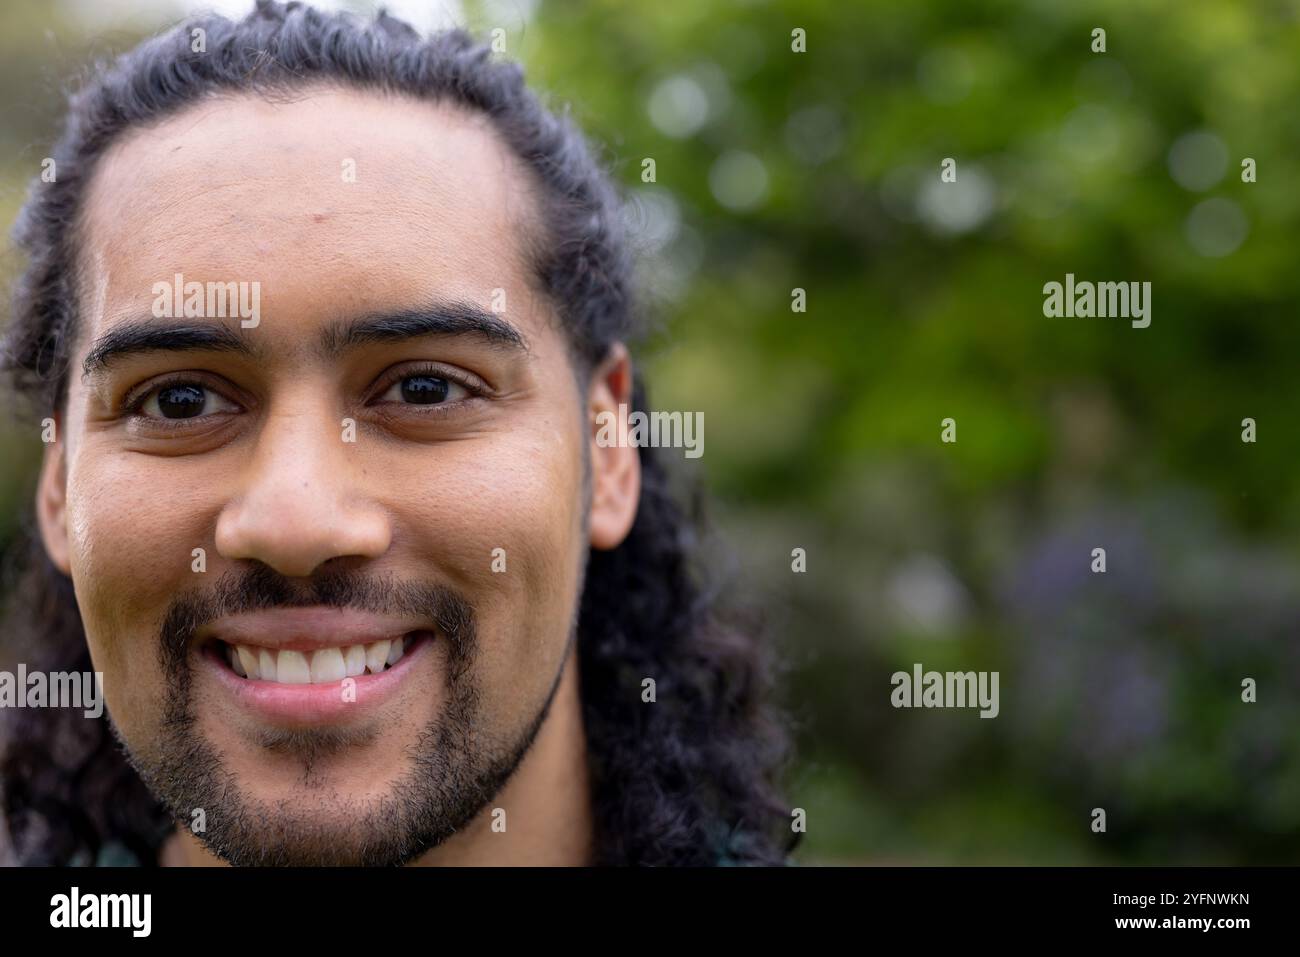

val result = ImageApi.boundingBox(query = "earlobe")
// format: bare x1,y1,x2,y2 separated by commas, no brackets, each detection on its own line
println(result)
587,343,641,551
36,429,72,576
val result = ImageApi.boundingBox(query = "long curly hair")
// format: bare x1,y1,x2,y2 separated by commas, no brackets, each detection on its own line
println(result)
0,0,798,866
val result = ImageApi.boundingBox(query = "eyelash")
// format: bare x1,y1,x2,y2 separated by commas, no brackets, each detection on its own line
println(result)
370,363,487,413
122,373,234,430
122,364,487,429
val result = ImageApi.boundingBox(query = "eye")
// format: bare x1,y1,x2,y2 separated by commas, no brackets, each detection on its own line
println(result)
137,381,240,420
377,373,471,406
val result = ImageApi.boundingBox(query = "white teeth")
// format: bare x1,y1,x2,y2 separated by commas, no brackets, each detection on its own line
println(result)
236,646,260,681
225,635,416,683
309,647,346,684
259,649,277,683
365,640,391,675
276,650,311,684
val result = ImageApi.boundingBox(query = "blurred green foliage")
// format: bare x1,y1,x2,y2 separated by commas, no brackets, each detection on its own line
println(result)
2,0,1298,863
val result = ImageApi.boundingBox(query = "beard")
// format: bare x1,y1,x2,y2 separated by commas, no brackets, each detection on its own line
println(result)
108,563,562,866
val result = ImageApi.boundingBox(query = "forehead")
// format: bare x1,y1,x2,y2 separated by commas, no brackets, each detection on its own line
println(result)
76,85,544,346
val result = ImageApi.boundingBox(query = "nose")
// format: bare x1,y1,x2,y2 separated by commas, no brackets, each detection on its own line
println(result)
215,407,391,578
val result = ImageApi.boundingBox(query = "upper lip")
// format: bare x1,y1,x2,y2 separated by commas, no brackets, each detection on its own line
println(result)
196,607,430,652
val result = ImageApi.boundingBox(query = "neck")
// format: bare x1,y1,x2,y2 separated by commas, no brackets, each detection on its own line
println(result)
162,645,594,866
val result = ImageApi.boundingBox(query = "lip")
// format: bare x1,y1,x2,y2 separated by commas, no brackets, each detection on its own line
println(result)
201,628,435,726
196,606,428,652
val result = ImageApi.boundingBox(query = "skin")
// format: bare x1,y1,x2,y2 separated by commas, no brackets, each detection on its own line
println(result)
35,86,641,865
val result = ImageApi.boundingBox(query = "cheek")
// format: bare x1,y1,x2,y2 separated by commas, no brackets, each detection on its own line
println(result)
64,446,214,729
394,424,586,694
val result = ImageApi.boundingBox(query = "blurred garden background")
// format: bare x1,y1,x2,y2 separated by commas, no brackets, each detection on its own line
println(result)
2,0,1299,864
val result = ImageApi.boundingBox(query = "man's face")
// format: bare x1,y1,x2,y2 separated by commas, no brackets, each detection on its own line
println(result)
35,88,633,864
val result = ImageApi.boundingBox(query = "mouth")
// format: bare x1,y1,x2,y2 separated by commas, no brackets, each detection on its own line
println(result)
212,632,424,684
200,628,437,725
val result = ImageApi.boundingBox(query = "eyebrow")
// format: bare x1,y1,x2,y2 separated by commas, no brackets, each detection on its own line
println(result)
320,302,528,357
81,300,528,381
82,321,255,379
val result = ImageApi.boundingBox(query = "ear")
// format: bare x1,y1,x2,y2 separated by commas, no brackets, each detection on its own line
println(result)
587,343,641,550
36,419,72,575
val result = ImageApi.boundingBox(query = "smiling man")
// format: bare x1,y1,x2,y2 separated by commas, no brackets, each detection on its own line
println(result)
0,1,795,867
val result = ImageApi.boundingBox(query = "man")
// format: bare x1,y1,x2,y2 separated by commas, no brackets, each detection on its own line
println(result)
0,0,796,866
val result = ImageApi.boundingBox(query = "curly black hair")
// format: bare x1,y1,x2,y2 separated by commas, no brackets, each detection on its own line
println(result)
0,0,799,866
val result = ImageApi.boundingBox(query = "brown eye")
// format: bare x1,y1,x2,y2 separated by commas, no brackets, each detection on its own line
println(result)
140,382,239,420
379,374,470,405
402,375,449,404
156,384,205,418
